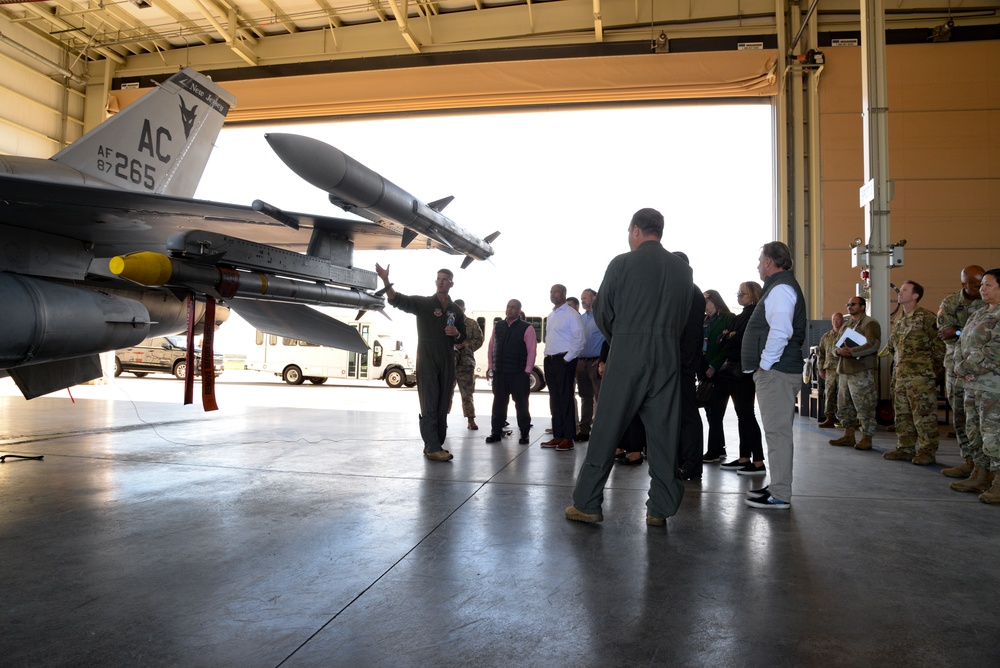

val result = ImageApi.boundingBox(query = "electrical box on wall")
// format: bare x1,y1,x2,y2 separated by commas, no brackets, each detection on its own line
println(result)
890,246,905,267
852,246,870,268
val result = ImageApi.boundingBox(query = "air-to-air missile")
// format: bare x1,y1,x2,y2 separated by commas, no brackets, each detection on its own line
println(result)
265,133,499,269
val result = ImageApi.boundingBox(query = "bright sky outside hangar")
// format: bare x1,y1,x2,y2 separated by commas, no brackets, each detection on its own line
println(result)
197,102,773,351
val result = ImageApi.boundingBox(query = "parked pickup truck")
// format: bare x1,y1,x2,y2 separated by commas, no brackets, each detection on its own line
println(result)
115,336,224,380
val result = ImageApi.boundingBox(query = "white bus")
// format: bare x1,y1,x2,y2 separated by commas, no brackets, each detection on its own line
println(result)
245,321,416,387
468,311,548,392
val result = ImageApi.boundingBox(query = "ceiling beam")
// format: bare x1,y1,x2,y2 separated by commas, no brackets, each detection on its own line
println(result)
22,2,127,64
386,0,421,51
190,0,258,64
150,0,216,46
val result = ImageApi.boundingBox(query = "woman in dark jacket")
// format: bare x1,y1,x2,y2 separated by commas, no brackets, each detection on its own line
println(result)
718,282,766,475
701,290,734,462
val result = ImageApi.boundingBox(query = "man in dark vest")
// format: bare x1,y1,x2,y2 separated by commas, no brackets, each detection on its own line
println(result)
486,299,537,445
566,208,694,525
741,241,807,509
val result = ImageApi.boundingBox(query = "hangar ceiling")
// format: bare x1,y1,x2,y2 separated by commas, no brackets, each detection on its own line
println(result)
2,0,996,81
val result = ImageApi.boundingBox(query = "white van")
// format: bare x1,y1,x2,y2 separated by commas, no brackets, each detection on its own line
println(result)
469,311,548,392
245,321,416,387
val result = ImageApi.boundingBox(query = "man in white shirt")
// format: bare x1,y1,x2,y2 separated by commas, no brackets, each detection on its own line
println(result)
541,284,584,451
741,241,807,509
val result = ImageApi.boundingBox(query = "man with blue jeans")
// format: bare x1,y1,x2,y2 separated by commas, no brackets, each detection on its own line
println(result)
741,241,807,509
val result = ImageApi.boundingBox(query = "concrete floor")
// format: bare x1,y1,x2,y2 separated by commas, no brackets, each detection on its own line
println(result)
2,373,998,667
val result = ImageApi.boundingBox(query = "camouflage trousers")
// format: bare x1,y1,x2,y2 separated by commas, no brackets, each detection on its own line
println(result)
892,372,940,453
837,369,877,436
963,388,1000,470
945,370,973,458
450,364,477,418
823,369,839,421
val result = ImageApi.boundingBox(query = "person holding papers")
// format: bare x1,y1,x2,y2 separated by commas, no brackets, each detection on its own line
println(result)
829,296,882,451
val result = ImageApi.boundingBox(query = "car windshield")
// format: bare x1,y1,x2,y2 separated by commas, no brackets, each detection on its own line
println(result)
166,336,190,350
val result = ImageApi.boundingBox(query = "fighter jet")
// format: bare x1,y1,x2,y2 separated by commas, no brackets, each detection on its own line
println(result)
265,133,499,269
0,68,478,401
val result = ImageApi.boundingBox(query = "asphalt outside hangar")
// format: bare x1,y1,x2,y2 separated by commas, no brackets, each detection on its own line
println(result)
3,365,999,666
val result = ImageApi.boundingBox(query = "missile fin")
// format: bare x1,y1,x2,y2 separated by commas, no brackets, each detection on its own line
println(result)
484,231,501,243
427,196,454,212
461,256,475,269
251,199,300,230
400,228,419,248
427,229,455,250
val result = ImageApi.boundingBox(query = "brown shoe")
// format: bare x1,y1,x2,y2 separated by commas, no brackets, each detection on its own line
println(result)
912,448,937,466
818,417,837,428
855,435,873,451
950,467,993,493
565,505,603,523
942,457,974,478
883,448,915,461
541,438,561,448
555,439,575,451
978,475,1000,504
646,514,666,526
467,418,478,430
829,427,856,447
424,450,454,462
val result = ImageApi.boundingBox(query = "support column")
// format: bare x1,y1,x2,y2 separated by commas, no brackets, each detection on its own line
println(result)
82,60,116,133
778,0,822,317
860,0,893,399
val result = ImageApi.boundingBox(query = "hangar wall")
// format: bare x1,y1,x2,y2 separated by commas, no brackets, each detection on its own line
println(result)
0,14,85,157
818,39,1000,318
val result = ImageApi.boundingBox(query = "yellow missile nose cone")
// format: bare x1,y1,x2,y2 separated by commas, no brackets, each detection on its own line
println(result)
109,252,173,286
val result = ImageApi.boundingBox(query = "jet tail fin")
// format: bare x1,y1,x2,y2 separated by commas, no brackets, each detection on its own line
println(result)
51,68,236,198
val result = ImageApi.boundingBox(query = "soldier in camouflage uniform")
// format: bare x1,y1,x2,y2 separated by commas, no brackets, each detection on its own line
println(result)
950,268,1000,501
884,280,946,465
451,299,484,430
816,312,844,428
829,296,882,450
936,265,986,478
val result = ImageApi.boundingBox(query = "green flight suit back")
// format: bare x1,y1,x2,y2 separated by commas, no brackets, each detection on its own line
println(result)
572,240,693,519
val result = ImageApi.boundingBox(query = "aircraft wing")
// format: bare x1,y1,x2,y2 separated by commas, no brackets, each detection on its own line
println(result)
0,175,408,263
0,67,439,401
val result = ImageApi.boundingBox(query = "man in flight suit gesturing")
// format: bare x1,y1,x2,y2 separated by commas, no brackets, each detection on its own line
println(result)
376,263,467,461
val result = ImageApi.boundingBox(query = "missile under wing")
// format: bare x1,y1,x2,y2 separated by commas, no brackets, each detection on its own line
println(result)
0,69,407,400
265,133,499,269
